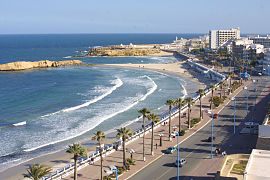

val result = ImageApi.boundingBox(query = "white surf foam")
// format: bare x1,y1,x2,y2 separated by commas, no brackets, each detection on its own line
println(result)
41,78,123,118
23,76,157,153
12,121,26,126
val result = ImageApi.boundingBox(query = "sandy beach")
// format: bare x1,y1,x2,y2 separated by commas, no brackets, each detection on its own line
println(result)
2,59,211,180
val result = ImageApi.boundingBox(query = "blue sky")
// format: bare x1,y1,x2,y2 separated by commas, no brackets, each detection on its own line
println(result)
0,0,269,34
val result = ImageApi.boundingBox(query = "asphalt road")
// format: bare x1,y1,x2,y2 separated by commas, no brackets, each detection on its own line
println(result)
130,76,268,180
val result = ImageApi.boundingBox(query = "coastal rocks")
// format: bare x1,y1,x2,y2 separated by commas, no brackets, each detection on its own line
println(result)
86,47,161,56
0,60,82,71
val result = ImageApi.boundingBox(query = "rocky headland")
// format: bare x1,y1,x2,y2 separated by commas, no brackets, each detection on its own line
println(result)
81,44,164,57
0,60,82,71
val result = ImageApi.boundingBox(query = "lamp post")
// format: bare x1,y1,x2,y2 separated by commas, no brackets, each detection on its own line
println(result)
112,168,118,180
159,133,163,147
230,97,236,135
244,86,249,122
176,132,180,180
253,79,257,107
211,111,213,159
129,149,135,160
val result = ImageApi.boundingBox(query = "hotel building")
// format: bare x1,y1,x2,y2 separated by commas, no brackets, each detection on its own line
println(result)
209,28,240,49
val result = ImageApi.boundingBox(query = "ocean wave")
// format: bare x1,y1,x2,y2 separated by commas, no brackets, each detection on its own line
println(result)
12,121,26,126
23,76,157,153
41,78,123,118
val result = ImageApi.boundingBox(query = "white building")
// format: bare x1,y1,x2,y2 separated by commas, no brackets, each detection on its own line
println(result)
244,149,270,180
248,35,270,48
209,27,240,49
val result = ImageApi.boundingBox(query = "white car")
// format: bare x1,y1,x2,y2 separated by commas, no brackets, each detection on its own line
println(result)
206,110,213,115
175,158,187,167
170,131,179,137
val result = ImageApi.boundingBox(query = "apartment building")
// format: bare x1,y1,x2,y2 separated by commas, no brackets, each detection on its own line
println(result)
248,35,270,48
209,27,240,49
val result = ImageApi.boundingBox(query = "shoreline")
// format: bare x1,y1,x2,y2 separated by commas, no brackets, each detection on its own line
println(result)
0,57,211,180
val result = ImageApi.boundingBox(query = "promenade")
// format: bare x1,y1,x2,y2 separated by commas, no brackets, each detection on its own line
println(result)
61,63,260,180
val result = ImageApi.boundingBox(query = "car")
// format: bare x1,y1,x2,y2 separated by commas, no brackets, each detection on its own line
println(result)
206,110,213,115
175,158,187,167
170,131,179,137
166,147,177,154
213,114,219,118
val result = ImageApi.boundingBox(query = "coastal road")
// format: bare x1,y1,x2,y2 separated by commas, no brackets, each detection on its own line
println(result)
130,76,268,180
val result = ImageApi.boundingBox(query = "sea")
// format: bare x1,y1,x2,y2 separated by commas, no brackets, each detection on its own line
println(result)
0,33,203,172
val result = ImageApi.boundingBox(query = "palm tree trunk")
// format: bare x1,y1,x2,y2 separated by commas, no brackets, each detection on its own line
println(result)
151,122,154,155
74,155,78,180
99,141,103,180
199,97,202,119
178,105,181,133
210,91,213,110
169,106,172,141
188,107,190,129
123,138,126,168
143,116,145,161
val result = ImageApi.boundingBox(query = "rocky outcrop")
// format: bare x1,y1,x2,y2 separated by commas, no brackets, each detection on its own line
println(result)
87,47,161,56
0,60,82,71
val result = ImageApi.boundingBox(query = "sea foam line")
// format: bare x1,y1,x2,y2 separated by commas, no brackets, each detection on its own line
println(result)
41,78,123,118
23,76,157,153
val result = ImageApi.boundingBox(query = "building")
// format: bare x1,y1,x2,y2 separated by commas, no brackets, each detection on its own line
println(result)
209,27,240,49
232,38,264,61
248,35,270,48
244,149,270,180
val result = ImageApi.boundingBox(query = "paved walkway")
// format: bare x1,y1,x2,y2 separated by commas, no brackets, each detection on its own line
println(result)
62,66,251,180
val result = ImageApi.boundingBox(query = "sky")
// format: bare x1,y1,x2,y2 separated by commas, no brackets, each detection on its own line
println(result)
0,0,269,34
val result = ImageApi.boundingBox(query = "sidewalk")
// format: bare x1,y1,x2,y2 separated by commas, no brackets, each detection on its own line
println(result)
62,72,249,180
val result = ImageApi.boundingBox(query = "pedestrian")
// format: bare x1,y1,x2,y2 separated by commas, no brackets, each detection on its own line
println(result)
156,143,158,149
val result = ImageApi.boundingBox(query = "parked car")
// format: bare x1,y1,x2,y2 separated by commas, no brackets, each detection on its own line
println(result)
213,114,219,118
166,147,177,154
170,131,179,137
175,158,187,167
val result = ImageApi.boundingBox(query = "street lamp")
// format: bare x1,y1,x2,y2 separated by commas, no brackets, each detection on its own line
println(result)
159,133,163,147
211,111,213,159
129,149,135,160
258,72,262,93
244,86,249,122
253,79,257,107
112,168,118,180
176,132,180,180
230,97,236,135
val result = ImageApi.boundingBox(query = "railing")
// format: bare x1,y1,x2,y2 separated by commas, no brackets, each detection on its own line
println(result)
43,57,226,180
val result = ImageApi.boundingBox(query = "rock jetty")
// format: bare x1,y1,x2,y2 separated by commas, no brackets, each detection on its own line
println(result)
86,47,161,56
0,60,82,71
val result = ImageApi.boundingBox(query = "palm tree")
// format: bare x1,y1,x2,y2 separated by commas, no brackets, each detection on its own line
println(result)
174,98,186,133
210,84,216,110
23,164,52,180
138,108,150,162
218,81,225,98
92,130,106,180
166,99,175,141
116,127,132,168
147,113,160,155
66,143,87,180
228,72,235,91
196,89,205,120
185,97,194,129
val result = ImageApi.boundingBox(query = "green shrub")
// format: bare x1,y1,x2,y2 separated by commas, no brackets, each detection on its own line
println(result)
117,167,125,175
191,118,201,127
103,176,112,180
179,130,185,136
211,96,223,107
222,96,227,100
126,158,136,165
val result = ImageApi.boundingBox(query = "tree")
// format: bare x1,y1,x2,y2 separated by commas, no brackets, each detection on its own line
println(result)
66,143,87,180
174,98,186,133
116,127,133,168
210,84,216,110
196,89,205,119
228,72,235,92
23,164,52,180
185,97,194,129
92,130,106,180
138,108,150,162
147,113,160,155
218,81,226,98
166,99,175,140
